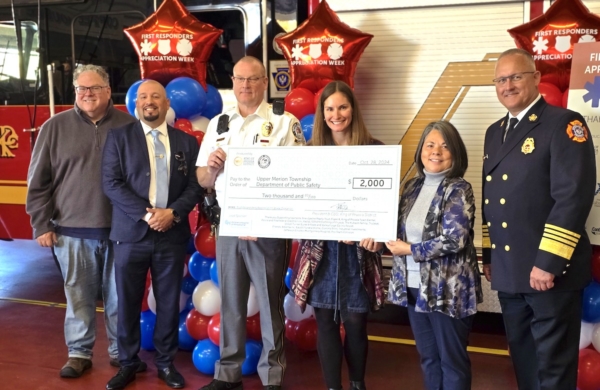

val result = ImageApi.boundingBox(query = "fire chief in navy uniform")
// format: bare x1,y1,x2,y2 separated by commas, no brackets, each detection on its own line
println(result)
482,48,595,390
102,80,202,390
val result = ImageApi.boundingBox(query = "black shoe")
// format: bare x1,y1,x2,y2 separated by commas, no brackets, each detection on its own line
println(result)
264,386,282,390
350,381,366,390
199,379,243,390
106,365,137,390
109,358,148,373
158,364,185,389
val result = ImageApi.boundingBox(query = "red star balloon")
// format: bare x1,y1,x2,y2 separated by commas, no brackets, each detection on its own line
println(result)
124,0,223,88
508,0,600,91
275,0,373,93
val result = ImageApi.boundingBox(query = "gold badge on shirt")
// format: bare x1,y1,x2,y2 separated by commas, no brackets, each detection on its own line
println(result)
529,114,538,122
521,137,535,154
261,122,273,137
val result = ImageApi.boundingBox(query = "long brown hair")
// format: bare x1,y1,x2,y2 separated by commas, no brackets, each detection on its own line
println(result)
311,81,373,146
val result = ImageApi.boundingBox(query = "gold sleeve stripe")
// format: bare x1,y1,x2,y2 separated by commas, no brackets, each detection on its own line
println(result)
539,237,575,260
482,237,491,248
544,224,581,239
543,232,578,247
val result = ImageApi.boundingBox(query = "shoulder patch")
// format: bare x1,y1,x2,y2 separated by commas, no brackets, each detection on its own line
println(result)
292,122,304,142
566,120,588,142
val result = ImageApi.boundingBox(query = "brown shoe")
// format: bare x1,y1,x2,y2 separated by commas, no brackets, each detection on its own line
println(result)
59,357,92,378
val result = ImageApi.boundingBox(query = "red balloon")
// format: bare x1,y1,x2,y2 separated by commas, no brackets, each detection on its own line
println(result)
285,318,298,341
207,313,221,346
294,318,318,351
275,1,373,93
578,349,600,390
186,309,211,340
246,314,262,341
340,323,346,345
538,82,563,107
285,88,315,121
508,0,600,80
313,86,326,111
289,240,300,269
174,119,193,133
194,223,216,258
592,246,600,283
188,206,199,234
124,0,223,87
562,88,569,109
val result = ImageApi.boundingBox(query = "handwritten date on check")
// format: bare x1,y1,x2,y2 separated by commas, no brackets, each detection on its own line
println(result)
219,145,401,242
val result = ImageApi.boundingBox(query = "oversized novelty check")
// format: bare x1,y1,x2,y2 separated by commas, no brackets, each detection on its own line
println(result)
218,145,401,242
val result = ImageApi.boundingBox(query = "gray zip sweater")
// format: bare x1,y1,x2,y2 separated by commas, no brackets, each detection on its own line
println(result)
26,101,136,238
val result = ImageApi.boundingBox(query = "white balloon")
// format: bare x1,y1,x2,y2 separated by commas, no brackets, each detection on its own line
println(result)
189,115,210,132
166,107,176,126
581,321,594,349
192,280,221,316
591,322,600,352
148,286,157,314
283,294,313,322
247,283,260,317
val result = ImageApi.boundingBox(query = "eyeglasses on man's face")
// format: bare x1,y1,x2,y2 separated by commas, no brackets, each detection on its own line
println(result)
492,71,536,86
75,86,109,95
231,76,265,85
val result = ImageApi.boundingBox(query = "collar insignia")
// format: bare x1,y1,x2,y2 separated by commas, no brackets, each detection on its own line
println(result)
529,114,538,122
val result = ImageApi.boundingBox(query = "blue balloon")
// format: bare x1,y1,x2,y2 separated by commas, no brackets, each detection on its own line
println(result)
285,267,293,290
242,340,263,376
193,339,220,375
140,310,156,351
125,80,145,116
210,259,219,287
185,295,195,312
583,282,600,322
178,310,197,351
166,77,207,119
188,252,214,282
300,114,315,141
182,275,199,295
202,84,224,119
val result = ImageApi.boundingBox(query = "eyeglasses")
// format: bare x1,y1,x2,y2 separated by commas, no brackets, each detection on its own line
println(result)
492,72,535,85
231,76,265,85
175,152,187,176
74,86,109,95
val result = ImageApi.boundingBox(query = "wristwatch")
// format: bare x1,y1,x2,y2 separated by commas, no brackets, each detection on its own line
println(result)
171,209,181,223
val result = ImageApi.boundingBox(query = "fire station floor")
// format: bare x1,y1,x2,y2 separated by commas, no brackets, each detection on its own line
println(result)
0,238,518,390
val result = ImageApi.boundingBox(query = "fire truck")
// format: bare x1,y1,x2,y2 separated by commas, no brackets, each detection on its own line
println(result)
0,0,308,239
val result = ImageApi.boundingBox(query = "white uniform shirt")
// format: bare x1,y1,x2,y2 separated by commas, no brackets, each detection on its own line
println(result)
196,100,305,199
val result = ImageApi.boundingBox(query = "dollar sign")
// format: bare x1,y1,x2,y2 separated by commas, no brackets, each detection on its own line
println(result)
348,179,351,184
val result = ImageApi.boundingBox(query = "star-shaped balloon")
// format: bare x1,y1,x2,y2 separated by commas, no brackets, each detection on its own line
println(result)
275,0,373,93
508,0,600,90
124,0,223,88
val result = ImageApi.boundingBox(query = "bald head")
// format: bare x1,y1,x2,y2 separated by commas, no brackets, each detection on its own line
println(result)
233,56,266,77
136,80,170,127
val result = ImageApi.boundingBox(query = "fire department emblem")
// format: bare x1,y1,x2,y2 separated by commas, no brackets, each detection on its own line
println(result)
261,122,273,137
529,114,538,122
566,120,588,143
521,138,535,154
158,39,171,55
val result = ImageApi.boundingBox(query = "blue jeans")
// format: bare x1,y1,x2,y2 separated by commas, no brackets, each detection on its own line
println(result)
407,288,474,390
54,234,118,359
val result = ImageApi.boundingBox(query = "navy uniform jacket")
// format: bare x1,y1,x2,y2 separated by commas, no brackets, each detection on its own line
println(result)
102,121,203,244
481,97,595,293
